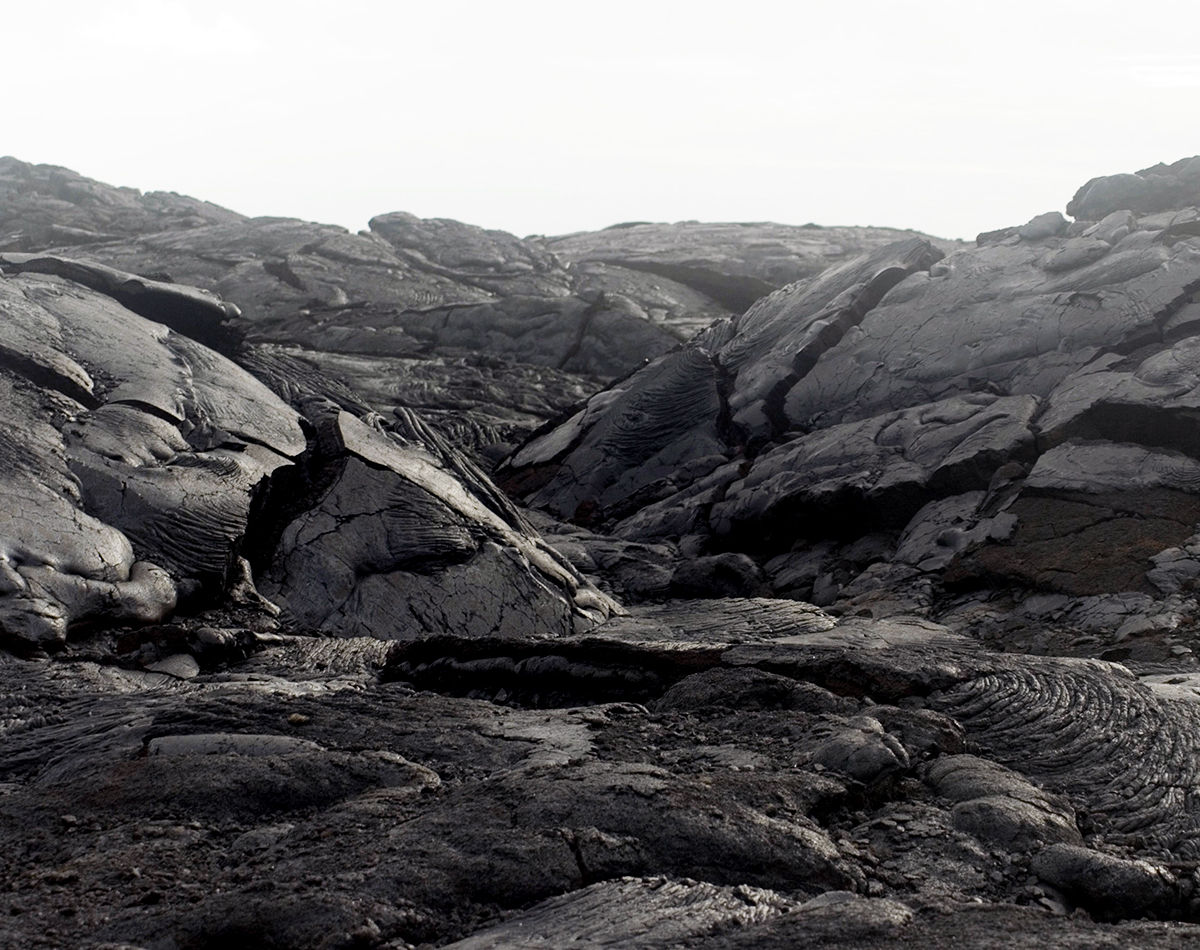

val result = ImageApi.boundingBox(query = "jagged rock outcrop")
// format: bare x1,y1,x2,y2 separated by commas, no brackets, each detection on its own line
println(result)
0,259,302,651
0,160,675,462
0,159,682,380
538,220,967,313
0,255,615,654
0,159,976,467
8,156,1200,950
257,405,616,640
0,156,245,250
500,160,1200,622
496,238,949,523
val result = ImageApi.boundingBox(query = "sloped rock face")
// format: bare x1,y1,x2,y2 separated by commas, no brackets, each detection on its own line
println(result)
0,156,245,250
0,261,302,651
778,233,1200,432
0,159,976,468
538,221,968,313
497,238,950,522
0,256,614,654
0,159,680,458
11,157,1200,950
258,407,614,640
501,160,1200,622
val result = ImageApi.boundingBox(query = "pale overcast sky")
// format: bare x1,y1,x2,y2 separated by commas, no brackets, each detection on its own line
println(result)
7,0,1200,240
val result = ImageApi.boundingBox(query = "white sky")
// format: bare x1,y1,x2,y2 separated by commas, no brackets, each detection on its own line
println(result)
7,0,1200,241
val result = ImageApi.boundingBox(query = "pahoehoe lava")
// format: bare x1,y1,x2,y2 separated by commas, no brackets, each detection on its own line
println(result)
6,154,1200,948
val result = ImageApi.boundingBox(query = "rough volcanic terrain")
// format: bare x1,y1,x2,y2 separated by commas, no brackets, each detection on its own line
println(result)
4,155,1200,949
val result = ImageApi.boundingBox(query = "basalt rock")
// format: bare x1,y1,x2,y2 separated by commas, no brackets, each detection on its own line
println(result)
498,239,946,522
926,754,1082,850
0,256,616,655
538,220,966,313
0,264,303,651
9,156,1200,950
501,164,1200,652
946,441,1200,596
7,586,1200,947
0,156,245,251
440,877,803,950
1067,155,1200,221
368,211,573,298
257,403,616,641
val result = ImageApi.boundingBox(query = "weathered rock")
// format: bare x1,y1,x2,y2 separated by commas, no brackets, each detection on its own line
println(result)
371,292,683,378
0,253,619,659
0,161,693,389
569,259,731,340
809,715,911,785
1017,211,1068,241
10,154,1200,950
893,491,1017,572
926,754,1081,850
237,341,599,469
442,877,801,950
867,705,965,760
1037,335,1200,447
1067,156,1200,220
1030,844,1177,920
539,221,965,313
0,156,245,251
369,211,572,296
48,217,490,327
702,901,1200,949
655,667,855,715
698,895,915,948
709,394,1039,548
0,250,244,353
260,406,616,640
1147,531,1200,595
1040,236,1113,273
716,238,944,441
398,757,858,892
0,265,304,649
780,230,1200,432
500,344,729,520
498,239,946,518
764,541,841,599
669,553,767,598
935,661,1200,855
949,441,1200,595
538,524,680,602
504,176,1200,570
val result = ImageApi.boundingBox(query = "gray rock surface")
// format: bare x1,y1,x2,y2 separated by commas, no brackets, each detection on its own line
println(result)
260,406,616,640
0,262,304,651
538,220,966,312
1030,843,1177,920
500,156,1200,654
0,253,615,652
369,211,573,298
0,156,245,250
0,160,980,468
1067,156,1200,220
8,155,1200,950
927,754,1082,850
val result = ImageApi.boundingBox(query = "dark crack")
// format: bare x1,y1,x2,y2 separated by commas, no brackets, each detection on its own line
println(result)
557,293,609,372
